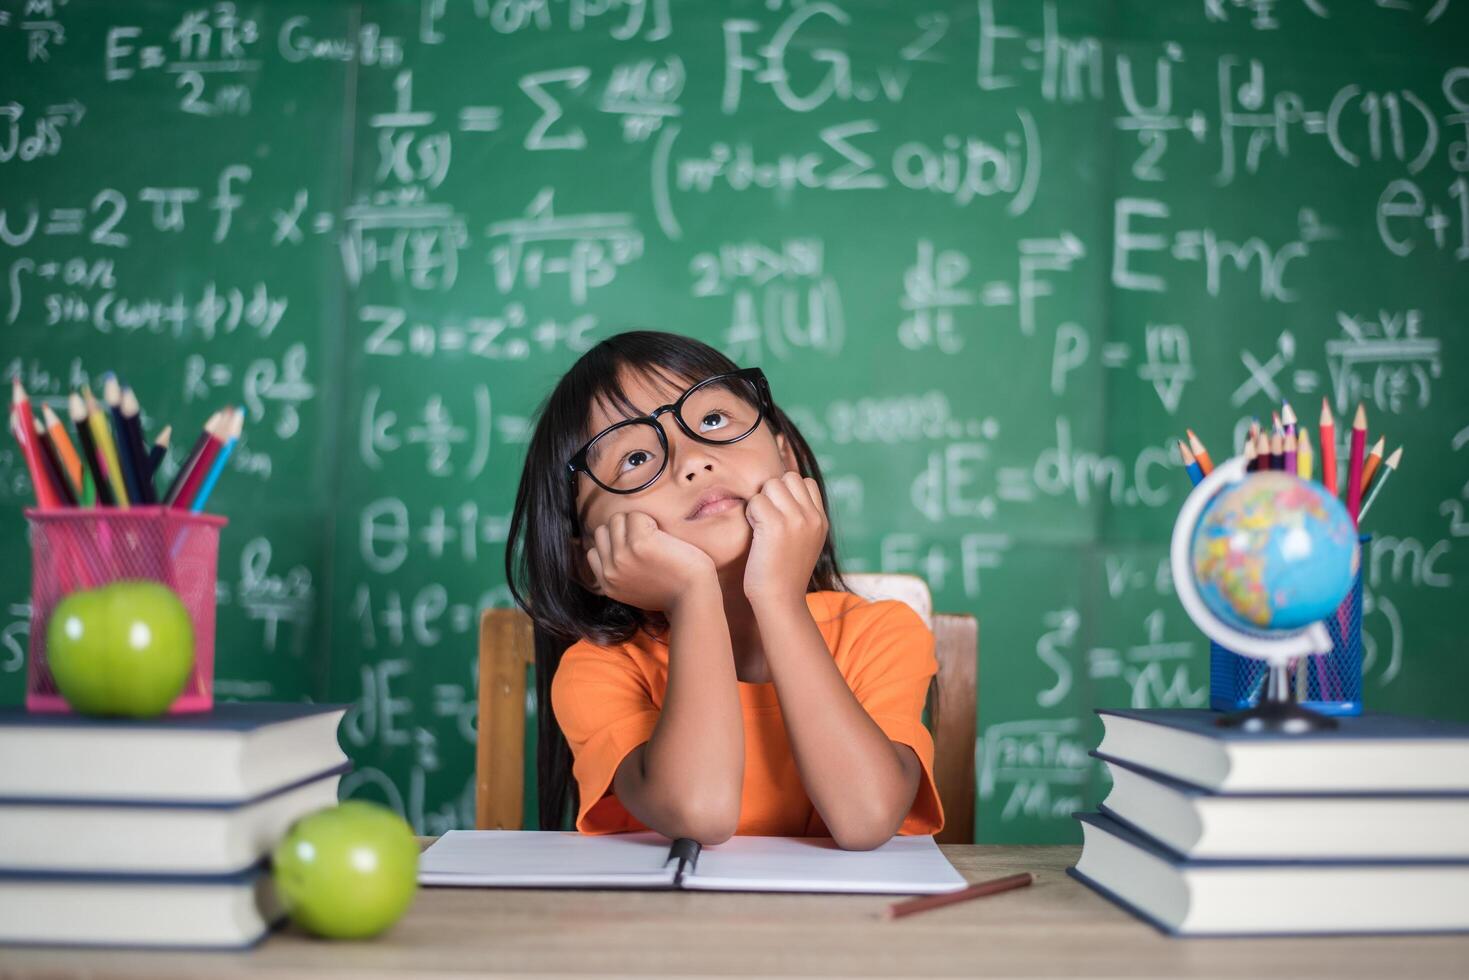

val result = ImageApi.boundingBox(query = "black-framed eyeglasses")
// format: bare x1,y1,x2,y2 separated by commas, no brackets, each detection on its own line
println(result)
566,367,773,523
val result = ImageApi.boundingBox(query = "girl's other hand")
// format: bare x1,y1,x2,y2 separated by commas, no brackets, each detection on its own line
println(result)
584,511,718,614
743,472,828,607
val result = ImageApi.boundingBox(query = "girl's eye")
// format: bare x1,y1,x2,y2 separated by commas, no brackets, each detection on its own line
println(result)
616,449,652,473
700,411,728,432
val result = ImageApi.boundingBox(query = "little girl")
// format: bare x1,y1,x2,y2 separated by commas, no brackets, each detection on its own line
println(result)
505,330,944,849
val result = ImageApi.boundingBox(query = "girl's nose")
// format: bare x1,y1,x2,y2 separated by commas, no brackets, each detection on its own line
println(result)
665,427,719,482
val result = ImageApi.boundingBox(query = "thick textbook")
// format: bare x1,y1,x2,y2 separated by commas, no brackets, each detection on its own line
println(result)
1095,752,1469,860
0,764,348,874
0,863,282,949
0,702,349,802
420,830,969,894
1095,708,1469,792
1069,811,1469,936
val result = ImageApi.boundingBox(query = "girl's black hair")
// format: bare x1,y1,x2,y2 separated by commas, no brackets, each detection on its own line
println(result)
504,329,846,831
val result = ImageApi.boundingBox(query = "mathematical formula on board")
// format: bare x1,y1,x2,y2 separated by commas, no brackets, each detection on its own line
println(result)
3,0,1465,841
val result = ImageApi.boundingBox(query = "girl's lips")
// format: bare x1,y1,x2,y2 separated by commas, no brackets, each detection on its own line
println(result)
688,496,743,520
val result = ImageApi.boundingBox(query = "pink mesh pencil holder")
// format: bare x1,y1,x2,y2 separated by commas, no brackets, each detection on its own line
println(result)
24,506,227,714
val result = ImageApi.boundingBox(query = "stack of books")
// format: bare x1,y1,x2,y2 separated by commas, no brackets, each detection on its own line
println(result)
1070,708,1469,936
0,701,349,949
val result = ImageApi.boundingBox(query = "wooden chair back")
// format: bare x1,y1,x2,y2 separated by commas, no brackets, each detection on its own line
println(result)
476,573,977,843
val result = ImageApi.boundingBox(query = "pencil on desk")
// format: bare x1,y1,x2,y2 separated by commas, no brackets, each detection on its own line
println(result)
883,872,1034,920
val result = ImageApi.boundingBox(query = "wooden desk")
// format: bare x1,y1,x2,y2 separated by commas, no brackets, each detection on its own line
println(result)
2,844,1465,978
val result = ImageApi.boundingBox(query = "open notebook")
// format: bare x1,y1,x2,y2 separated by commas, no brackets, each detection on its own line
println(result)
419,831,969,894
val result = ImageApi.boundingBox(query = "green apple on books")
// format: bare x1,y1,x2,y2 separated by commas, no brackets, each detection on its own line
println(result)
0,701,350,949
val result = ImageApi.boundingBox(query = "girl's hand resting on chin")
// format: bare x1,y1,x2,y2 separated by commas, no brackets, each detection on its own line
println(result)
583,511,717,614
743,472,828,606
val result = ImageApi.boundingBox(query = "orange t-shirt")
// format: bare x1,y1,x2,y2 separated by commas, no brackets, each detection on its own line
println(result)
549,590,945,838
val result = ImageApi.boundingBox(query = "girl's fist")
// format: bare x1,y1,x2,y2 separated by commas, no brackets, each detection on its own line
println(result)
743,472,828,606
583,511,717,614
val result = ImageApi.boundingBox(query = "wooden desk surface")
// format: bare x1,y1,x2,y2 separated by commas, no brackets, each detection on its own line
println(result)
2,843,1465,978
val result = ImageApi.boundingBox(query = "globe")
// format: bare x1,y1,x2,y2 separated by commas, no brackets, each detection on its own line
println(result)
1191,471,1359,634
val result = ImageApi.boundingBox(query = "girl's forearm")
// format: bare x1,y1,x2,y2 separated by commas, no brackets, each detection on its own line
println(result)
637,584,745,839
755,597,915,849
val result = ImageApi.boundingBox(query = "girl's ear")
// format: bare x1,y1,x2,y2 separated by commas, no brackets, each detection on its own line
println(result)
776,432,801,474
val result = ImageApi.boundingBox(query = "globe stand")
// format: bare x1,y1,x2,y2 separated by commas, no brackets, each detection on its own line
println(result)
1171,454,1353,738
1214,660,1338,733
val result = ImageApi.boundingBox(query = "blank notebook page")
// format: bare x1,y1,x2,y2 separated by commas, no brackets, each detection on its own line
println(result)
687,835,969,894
418,830,678,887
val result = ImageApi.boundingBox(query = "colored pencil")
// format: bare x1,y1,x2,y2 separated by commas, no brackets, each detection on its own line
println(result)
1319,399,1338,497
1358,447,1402,524
1297,426,1314,480
147,425,172,480
1270,429,1285,470
883,872,1034,920
1177,439,1203,486
189,409,243,512
162,410,221,505
84,385,130,507
1283,429,1297,476
1281,401,1296,439
120,386,156,503
1255,428,1272,471
167,410,227,509
10,378,60,508
1243,436,1259,472
33,417,77,506
70,393,114,506
1186,429,1214,475
1345,403,1367,523
103,375,144,506
41,403,84,499
1358,436,1386,496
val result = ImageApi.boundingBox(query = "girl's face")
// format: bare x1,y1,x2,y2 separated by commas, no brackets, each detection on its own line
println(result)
571,366,799,570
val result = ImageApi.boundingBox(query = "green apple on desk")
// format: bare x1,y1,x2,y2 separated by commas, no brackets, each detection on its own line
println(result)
45,580,195,718
272,801,420,940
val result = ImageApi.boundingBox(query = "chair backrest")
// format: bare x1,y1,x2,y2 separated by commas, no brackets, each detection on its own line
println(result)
476,573,977,843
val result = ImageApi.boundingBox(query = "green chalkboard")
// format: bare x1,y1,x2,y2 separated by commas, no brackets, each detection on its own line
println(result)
4,0,1467,845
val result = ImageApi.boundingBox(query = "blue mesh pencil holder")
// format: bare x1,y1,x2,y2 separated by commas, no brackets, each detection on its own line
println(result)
1209,534,1367,716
